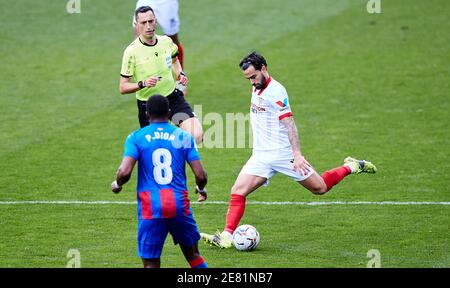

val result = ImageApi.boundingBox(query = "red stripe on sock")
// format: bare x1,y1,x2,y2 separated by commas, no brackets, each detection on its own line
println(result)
321,166,352,191
225,194,246,234
189,256,205,268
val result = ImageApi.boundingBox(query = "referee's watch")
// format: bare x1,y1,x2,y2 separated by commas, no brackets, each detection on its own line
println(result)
138,80,145,89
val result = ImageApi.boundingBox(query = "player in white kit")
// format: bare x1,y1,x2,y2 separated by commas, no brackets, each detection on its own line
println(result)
132,0,185,67
201,51,377,248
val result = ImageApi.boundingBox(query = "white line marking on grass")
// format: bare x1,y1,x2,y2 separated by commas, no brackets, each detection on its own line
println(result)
0,201,449,205
248,201,450,206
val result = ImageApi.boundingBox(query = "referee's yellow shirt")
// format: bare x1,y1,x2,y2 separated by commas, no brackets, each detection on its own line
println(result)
120,35,178,101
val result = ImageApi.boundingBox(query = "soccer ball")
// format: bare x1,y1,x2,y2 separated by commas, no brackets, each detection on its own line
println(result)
232,224,260,251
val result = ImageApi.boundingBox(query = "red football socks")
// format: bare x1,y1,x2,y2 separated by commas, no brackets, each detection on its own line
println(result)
189,256,208,268
321,166,352,191
223,167,350,233
224,194,246,234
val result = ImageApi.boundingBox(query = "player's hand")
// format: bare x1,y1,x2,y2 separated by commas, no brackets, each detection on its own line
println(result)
143,76,161,88
293,154,312,176
195,185,207,202
111,180,122,194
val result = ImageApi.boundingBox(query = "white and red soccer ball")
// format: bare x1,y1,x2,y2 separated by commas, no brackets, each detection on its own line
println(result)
232,224,260,251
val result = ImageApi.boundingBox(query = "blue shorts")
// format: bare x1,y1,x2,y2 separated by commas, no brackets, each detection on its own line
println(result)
137,214,201,259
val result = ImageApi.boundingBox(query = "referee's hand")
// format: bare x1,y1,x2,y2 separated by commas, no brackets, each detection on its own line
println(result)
143,76,161,88
177,74,189,86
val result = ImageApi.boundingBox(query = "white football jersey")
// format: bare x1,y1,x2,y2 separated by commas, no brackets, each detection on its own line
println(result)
249,77,293,153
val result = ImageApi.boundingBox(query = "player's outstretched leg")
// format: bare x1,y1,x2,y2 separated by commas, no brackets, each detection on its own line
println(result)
343,157,377,174
321,156,376,191
302,156,377,194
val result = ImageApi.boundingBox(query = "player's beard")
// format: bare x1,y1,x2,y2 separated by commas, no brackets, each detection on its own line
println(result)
254,75,267,90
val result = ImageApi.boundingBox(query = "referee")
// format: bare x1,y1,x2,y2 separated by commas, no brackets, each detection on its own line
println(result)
119,6,203,144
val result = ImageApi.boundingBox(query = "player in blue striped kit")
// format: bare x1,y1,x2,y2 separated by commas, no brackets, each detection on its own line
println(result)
111,95,208,268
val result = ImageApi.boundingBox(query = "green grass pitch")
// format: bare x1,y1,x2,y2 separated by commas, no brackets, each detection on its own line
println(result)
0,0,448,267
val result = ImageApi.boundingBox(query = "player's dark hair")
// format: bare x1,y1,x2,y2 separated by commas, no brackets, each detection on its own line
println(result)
146,95,170,119
135,6,155,19
239,51,267,71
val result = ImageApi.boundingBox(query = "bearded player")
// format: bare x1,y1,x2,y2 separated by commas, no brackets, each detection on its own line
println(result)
200,51,377,248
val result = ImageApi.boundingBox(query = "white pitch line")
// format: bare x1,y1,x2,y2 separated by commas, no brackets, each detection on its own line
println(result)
0,200,449,205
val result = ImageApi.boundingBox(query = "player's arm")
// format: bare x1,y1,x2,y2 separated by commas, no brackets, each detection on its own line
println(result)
188,160,208,201
111,156,137,193
172,54,188,86
280,116,312,176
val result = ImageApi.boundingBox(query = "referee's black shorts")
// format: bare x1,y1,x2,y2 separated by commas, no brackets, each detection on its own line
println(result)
137,89,196,128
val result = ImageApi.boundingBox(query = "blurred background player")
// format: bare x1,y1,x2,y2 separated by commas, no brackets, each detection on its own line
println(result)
111,94,208,268
121,6,203,144
132,0,185,68
200,51,377,248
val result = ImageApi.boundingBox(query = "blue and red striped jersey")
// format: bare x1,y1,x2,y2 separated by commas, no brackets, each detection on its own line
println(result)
123,122,200,219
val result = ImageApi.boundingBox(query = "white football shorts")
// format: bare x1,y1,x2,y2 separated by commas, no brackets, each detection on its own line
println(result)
133,0,180,36
239,150,315,183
